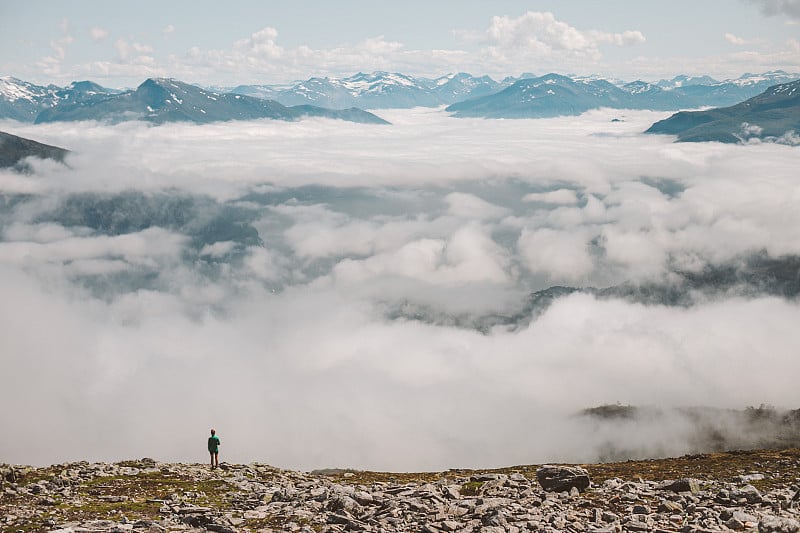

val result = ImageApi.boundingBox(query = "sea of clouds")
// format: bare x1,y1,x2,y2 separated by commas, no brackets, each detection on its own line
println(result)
1,108,799,470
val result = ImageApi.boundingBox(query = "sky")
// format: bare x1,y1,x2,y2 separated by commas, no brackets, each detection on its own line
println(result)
1,0,800,87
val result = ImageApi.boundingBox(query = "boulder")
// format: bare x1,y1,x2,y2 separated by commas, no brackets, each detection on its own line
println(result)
759,515,800,533
657,478,700,493
535,465,591,493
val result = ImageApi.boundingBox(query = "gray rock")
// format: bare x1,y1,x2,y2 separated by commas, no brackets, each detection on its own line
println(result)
733,485,763,504
444,485,461,499
658,501,683,513
440,520,462,531
624,519,650,531
535,465,591,493
759,515,800,533
657,479,700,493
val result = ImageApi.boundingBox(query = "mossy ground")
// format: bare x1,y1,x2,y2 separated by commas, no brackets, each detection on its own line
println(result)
2,449,799,531
1,468,235,532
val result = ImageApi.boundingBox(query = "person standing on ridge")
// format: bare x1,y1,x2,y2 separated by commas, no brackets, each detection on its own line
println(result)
208,429,220,469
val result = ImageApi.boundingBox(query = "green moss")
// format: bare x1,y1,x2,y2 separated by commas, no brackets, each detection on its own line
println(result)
460,480,484,496
57,499,162,521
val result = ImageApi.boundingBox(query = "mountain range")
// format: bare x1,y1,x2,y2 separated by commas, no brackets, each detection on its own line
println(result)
0,77,388,125
645,79,800,143
230,71,521,109
231,71,800,114
2,71,799,125
0,78,117,122
445,71,800,118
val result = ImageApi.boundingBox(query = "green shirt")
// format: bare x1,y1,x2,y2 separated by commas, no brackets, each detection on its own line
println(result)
208,435,220,453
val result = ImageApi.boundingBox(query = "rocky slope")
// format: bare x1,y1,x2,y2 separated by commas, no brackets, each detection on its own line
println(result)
2,449,799,533
645,80,800,143
0,131,69,171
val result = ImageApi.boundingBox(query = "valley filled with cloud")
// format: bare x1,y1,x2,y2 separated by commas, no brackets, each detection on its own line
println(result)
2,109,799,470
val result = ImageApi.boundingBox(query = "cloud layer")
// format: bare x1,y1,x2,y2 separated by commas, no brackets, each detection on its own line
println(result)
1,109,799,469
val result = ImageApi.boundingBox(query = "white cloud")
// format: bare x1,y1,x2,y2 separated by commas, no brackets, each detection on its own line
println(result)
0,227,187,271
36,18,75,77
483,11,645,65
199,240,236,258
725,32,748,45
51,18,74,60
114,39,155,64
523,189,580,205
243,246,286,282
89,27,109,42
163,24,175,35
444,192,510,219
233,27,284,59
332,224,510,286
518,227,594,282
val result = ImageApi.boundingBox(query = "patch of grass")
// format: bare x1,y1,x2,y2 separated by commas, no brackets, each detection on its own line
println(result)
583,448,800,489
57,499,162,521
460,481,484,496
4,518,54,533
51,470,237,523
319,469,443,485
81,470,233,502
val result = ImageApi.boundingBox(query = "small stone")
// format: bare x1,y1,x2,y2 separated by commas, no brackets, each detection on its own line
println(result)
726,517,746,531
658,501,683,513
624,519,650,531
733,485,763,504
441,520,461,532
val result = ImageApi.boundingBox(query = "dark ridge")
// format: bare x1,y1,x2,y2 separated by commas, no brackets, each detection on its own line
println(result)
646,79,800,143
0,130,69,172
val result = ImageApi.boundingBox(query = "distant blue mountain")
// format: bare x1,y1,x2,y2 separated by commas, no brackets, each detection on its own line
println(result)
232,71,509,109
3,71,799,123
31,78,388,125
0,77,118,122
446,71,800,118
446,74,633,118
656,74,721,88
645,80,800,144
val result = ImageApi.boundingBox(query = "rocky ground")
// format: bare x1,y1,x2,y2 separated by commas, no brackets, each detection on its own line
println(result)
2,449,799,533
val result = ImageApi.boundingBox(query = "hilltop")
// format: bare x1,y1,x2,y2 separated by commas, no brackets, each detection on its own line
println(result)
646,80,800,143
0,131,69,172
2,449,799,532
